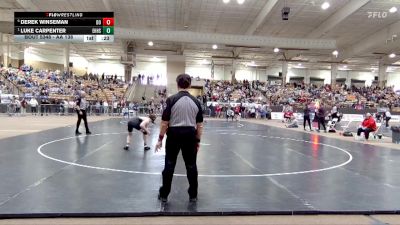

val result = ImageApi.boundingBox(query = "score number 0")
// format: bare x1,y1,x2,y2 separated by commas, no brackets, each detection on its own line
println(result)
102,18,114,26
96,18,114,26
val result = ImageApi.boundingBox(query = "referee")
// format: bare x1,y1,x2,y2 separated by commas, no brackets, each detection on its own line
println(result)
75,91,91,135
156,74,203,203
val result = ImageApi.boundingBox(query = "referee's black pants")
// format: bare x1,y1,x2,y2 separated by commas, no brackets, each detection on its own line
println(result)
76,110,90,133
160,127,198,199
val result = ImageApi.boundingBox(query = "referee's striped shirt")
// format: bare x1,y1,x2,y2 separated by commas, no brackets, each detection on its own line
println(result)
162,91,203,127
76,98,88,110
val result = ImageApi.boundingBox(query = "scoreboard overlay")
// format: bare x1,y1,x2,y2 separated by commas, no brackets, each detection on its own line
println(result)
14,12,114,43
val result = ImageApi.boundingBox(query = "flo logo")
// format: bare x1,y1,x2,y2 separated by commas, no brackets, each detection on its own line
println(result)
367,11,388,18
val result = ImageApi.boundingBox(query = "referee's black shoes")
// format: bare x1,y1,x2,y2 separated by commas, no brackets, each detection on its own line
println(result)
75,131,92,135
158,193,167,203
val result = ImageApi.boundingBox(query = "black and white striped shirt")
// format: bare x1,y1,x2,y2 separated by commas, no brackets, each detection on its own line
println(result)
162,91,203,127
76,98,88,110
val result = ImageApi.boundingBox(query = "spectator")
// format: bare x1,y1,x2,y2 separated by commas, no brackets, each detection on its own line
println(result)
317,103,327,133
113,101,118,116
40,96,50,116
266,104,272,120
357,113,377,140
29,97,38,115
9,96,16,115
215,104,222,118
95,101,101,115
385,110,391,128
15,97,21,114
21,98,27,114
226,107,234,121
303,104,312,131
331,104,339,121
286,115,299,128
62,99,69,115
103,101,109,115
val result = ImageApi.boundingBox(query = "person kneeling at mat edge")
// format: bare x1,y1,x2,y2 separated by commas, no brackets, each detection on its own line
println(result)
357,113,377,140
285,115,299,128
124,114,157,151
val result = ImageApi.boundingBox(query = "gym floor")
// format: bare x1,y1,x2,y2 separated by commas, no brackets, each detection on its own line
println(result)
0,118,400,217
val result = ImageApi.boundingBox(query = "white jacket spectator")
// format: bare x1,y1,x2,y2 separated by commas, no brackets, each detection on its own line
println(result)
29,98,38,107
385,110,392,127
385,111,391,118
103,102,109,114
15,99,21,109
331,106,338,114
68,100,75,110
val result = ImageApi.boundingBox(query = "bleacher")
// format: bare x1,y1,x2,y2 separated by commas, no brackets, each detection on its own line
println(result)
1,68,128,103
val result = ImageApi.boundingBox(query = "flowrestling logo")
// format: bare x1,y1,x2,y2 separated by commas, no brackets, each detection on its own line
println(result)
368,6,398,19
367,11,389,18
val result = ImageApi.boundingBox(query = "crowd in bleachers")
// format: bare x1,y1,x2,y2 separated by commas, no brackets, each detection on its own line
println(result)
202,79,400,140
1,65,128,100
205,79,400,110
0,65,133,115
0,64,172,118
0,79,11,95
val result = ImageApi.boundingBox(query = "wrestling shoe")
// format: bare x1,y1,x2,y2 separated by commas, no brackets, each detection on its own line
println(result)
123,145,129,151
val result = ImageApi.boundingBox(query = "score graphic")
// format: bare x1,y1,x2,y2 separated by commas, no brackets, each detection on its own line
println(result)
14,12,115,43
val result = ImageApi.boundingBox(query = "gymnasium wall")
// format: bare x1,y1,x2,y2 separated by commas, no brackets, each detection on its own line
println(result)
23,48,126,77
185,65,378,87
185,65,280,81
87,61,124,78
386,72,400,90
133,61,166,85
24,48,70,72
18,47,398,88
185,64,232,80
25,60,64,72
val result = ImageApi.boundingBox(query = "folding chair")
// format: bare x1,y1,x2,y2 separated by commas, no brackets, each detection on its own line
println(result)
371,122,382,140
340,120,354,137
327,118,338,132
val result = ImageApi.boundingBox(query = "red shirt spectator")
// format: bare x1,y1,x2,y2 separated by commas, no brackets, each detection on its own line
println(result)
234,106,240,114
361,116,377,131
